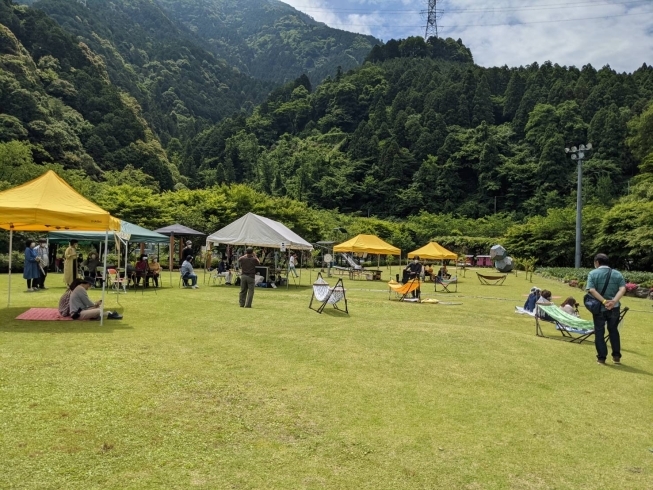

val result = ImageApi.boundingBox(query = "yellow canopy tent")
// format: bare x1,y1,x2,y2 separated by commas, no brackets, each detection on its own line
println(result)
0,171,119,319
333,234,400,279
333,234,400,255
408,242,458,286
407,242,457,260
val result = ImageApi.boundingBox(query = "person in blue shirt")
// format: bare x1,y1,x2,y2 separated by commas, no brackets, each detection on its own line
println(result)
586,253,627,365
181,256,199,289
523,287,540,312
23,240,40,292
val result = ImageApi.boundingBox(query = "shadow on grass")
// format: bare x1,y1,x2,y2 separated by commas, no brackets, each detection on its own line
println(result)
0,308,133,333
315,307,350,318
607,364,652,377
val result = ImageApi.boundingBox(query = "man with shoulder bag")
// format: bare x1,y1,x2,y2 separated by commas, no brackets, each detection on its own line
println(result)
585,253,626,365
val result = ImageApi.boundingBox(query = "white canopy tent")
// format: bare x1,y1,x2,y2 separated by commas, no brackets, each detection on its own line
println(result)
206,213,313,250
206,213,313,286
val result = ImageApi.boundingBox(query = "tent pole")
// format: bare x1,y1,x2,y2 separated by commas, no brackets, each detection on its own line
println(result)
7,228,13,307
169,233,174,287
124,238,129,289
100,231,108,326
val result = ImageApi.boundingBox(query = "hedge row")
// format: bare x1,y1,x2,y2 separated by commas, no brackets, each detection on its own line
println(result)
536,267,653,288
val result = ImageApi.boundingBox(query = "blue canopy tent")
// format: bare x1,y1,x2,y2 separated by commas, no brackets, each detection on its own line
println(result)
48,220,169,245
49,220,168,288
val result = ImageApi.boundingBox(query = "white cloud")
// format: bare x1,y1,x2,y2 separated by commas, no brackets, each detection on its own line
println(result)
279,0,653,72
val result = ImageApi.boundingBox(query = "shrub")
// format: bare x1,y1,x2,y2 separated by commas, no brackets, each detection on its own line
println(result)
625,283,639,293
537,267,653,289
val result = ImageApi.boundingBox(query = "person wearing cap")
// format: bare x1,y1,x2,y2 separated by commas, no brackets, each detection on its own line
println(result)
238,247,260,307
64,239,79,286
182,240,194,263
36,238,49,290
69,278,122,320
181,255,199,289
523,287,541,312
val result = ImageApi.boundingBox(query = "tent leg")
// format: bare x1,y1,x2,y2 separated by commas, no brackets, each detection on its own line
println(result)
101,232,108,326
7,228,13,307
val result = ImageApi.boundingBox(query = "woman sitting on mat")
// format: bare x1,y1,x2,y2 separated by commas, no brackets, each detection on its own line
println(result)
58,278,85,317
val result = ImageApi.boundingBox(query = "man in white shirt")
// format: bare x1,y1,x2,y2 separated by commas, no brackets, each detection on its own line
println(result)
288,252,298,277
35,238,49,290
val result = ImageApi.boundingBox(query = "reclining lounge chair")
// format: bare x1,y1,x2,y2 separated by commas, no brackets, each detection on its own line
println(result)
535,304,629,344
309,273,348,314
435,276,458,293
388,277,421,302
476,272,506,286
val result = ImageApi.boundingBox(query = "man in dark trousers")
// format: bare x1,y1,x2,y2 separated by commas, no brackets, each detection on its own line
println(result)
406,255,423,299
238,247,260,308
586,253,627,365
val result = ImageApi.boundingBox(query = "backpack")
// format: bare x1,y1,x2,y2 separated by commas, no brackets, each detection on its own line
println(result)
58,290,72,317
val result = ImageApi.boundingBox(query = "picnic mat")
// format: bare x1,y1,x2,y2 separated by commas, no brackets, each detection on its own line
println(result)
16,308,72,321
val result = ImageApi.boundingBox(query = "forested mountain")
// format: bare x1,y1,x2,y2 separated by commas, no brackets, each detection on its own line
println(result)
182,35,653,219
20,0,272,147
152,0,380,84
0,0,180,188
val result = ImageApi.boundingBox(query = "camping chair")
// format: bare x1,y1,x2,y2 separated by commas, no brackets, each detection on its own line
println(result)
387,278,421,302
107,269,127,293
535,304,629,344
309,273,348,314
209,269,226,285
435,276,458,293
476,272,507,286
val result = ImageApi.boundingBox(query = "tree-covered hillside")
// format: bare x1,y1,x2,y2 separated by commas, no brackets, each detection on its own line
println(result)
153,0,380,84
183,35,653,220
0,0,179,188
22,0,272,147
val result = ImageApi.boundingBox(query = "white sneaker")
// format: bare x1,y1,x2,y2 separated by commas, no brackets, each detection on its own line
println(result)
192,285,199,289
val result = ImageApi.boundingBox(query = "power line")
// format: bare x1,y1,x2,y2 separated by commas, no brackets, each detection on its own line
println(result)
320,11,649,29
290,0,650,14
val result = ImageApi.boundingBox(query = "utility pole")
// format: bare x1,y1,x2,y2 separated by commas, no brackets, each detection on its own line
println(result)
565,143,593,269
423,0,442,39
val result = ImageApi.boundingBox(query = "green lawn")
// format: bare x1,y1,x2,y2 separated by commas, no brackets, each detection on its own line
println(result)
1,268,651,489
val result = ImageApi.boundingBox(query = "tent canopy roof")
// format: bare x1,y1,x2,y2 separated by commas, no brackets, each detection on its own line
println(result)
206,213,313,250
408,242,457,260
333,234,400,255
0,170,119,232
48,220,169,244
153,224,205,236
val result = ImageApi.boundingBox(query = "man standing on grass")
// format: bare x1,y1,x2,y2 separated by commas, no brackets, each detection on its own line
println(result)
238,247,259,308
36,238,49,290
586,253,626,365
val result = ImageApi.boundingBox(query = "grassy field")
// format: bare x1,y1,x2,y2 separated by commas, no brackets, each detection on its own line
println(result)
1,268,651,489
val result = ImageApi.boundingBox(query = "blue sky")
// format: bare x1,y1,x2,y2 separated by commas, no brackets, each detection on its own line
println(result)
282,0,653,72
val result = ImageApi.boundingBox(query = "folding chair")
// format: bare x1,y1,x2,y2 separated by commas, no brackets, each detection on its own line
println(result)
387,278,421,302
309,273,348,314
476,272,506,285
107,269,127,293
435,276,458,293
535,305,629,344
209,269,225,285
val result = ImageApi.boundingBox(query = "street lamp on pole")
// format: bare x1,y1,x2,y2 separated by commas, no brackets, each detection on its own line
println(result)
564,143,592,269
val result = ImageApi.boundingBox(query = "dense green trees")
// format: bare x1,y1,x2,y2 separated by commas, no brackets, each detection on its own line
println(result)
152,0,379,85
179,49,650,222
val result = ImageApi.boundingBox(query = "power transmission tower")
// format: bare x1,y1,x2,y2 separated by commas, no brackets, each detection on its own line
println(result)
423,0,443,39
